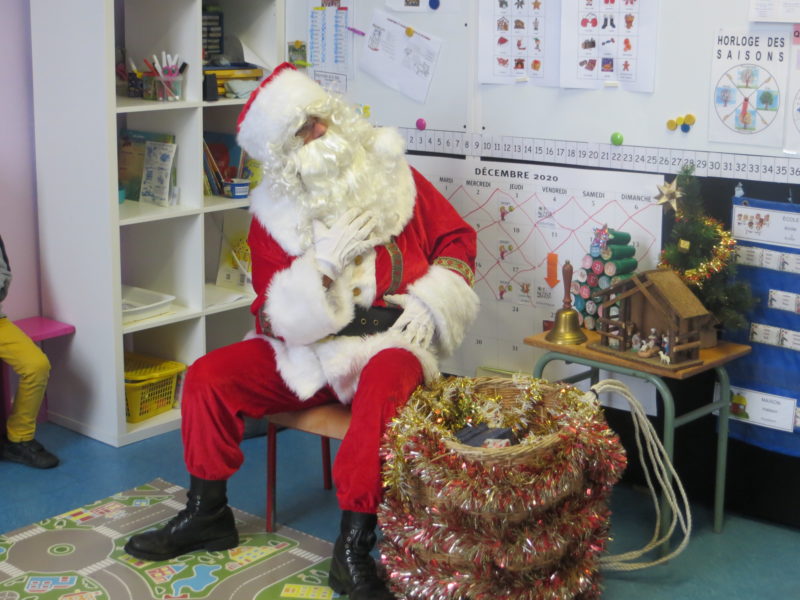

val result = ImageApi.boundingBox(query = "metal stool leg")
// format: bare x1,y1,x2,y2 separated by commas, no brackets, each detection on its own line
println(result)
266,422,278,533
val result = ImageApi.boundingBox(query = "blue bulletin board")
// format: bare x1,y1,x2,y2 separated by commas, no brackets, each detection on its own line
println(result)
724,197,800,456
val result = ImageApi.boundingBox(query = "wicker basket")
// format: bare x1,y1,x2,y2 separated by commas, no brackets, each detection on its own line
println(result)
379,376,627,600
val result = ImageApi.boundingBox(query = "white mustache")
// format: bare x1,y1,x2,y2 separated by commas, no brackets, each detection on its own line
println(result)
295,130,356,187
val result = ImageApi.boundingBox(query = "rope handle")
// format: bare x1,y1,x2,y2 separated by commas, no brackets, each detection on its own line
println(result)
581,379,693,571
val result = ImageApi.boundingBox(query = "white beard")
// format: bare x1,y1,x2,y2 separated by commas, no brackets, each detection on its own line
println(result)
292,127,365,226
249,90,417,256
262,119,412,249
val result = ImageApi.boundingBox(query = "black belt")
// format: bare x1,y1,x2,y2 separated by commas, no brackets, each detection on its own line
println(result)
337,306,402,337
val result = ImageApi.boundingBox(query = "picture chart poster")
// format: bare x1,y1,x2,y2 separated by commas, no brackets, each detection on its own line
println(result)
478,0,562,86
726,196,800,456
559,0,659,91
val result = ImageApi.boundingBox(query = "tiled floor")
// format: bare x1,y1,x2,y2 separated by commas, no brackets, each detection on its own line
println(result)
2,421,799,599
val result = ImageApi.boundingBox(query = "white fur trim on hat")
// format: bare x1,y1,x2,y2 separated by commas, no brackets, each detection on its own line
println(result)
369,127,406,158
236,63,329,163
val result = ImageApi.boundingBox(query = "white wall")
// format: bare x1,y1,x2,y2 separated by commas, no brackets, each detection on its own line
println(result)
0,0,40,320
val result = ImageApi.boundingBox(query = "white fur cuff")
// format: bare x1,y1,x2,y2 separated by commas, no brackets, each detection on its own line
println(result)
264,253,354,345
407,265,480,357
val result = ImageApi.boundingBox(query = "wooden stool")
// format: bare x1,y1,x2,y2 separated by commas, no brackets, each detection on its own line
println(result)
266,403,351,532
0,317,76,428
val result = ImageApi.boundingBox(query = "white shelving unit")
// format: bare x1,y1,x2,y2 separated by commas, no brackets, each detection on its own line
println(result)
29,0,285,446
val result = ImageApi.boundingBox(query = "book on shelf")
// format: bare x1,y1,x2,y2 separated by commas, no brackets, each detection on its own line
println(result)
202,138,225,194
140,140,178,207
118,129,177,201
214,209,253,291
202,142,223,195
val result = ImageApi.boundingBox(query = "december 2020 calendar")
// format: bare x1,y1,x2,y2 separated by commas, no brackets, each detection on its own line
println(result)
408,154,663,386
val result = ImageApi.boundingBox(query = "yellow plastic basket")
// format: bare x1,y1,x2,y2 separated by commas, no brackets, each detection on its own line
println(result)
124,352,186,423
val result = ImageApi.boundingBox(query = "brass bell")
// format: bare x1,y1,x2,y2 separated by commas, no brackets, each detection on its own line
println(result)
545,260,587,345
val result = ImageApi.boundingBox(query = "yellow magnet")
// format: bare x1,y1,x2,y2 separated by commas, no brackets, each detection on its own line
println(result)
405,26,415,37
667,119,677,131
676,116,685,126
684,113,696,125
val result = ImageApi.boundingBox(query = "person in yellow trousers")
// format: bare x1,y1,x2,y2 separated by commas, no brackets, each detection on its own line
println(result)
0,234,59,468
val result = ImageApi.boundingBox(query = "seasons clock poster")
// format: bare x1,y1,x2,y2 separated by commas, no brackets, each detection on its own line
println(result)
709,29,790,147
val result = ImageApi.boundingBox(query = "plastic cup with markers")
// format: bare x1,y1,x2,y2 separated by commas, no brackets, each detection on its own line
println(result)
143,74,183,101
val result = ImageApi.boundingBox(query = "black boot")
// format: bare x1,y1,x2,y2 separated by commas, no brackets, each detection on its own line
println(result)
124,476,238,561
328,510,396,600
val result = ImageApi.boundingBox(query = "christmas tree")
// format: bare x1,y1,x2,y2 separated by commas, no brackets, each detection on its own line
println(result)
656,165,756,332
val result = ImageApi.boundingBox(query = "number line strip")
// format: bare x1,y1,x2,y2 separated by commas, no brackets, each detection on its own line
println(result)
401,128,800,183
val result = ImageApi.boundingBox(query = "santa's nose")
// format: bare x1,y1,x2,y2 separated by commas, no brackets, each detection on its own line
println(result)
297,116,328,144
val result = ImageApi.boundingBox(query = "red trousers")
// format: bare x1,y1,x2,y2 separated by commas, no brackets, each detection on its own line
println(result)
181,338,423,513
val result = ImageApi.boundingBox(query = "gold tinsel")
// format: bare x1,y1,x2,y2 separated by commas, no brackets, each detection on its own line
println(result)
378,376,627,600
658,216,736,288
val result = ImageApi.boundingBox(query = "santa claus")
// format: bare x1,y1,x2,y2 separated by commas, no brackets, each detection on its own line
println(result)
125,62,479,600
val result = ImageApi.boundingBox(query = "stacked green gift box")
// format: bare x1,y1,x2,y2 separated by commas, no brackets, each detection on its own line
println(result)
571,227,637,330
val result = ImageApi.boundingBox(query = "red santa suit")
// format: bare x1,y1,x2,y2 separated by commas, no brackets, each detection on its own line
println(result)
181,64,479,514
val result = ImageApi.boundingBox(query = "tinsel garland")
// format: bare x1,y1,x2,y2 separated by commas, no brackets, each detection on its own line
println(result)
378,376,627,600
658,215,736,288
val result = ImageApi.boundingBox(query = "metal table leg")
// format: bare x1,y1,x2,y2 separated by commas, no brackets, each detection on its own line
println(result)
533,352,729,554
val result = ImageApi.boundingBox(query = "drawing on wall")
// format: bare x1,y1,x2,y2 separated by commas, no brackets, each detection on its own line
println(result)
359,9,442,102
709,29,789,147
713,64,781,135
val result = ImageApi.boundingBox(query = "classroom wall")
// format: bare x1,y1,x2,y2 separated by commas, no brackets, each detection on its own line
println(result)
0,0,41,320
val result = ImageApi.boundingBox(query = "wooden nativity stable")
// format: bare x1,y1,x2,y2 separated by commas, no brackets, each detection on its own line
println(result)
591,269,717,369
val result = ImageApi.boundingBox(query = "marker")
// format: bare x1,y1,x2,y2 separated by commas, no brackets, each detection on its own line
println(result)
152,54,164,77
179,62,188,74
142,58,158,76
347,26,365,36
128,57,138,73
292,60,312,67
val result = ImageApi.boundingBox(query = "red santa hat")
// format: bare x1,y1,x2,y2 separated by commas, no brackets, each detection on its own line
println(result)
236,62,330,163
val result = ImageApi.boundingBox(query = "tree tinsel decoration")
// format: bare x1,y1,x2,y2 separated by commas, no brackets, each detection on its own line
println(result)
657,164,756,332
378,376,627,600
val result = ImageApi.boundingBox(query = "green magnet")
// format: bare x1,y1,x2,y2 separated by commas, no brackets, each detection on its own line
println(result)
610,132,624,146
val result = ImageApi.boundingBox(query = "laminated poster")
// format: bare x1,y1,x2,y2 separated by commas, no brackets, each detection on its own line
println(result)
708,28,790,148
478,0,561,87
307,0,354,94
559,0,659,92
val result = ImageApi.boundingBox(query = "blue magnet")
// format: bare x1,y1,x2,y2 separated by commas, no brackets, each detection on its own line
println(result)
680,123,691,133
429,0,440,8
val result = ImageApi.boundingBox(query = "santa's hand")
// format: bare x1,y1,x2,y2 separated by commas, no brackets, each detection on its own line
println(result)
313,209,377,279
385,293,436,350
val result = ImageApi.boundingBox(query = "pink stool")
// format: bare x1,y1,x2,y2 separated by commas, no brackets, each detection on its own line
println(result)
0,317,76,427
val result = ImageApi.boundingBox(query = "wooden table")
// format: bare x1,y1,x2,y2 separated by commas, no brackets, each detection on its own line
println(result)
524,329,751,547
